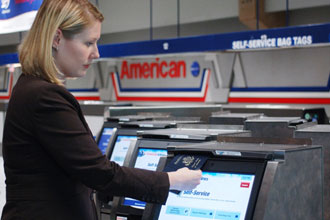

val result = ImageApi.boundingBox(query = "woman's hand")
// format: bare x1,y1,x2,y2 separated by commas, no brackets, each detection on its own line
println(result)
167,167,202,191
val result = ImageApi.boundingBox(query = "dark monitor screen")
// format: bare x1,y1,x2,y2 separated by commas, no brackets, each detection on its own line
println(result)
123,148,168,208
109,135,137,166
97,127,115,155
302,108,329,124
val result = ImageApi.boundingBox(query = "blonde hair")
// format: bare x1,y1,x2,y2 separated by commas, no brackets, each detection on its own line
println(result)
18,0,104,85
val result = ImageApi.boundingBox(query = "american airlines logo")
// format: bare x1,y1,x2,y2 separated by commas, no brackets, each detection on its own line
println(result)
120,58,187,80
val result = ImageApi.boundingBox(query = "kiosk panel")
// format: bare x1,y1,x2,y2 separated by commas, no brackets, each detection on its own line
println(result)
97,127,114,154
109,135,137,166
123,148,167,208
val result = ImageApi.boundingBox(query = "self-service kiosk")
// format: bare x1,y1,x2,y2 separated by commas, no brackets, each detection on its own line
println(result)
142,141,323,220
109,127,251,220
96,115,164,154
97,121,205,219
244,116,314,138
222,105,329,124
294,125,330,220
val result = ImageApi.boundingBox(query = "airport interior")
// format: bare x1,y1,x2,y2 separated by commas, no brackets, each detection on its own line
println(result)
1,0,330,219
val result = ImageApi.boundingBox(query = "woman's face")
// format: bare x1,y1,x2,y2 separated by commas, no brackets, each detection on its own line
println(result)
53,20,101,78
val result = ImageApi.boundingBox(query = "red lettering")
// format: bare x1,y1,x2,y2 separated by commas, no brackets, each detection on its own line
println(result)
160,61,167,78
130,63,142,79
169,61,177,78
120,60,130,79
142,63,150,78
177,61,186,77
120,59,186,80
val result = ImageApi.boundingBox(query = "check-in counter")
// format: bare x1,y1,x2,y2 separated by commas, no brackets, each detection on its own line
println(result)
244,116,315,138
295,125,330,220
222,104,329,124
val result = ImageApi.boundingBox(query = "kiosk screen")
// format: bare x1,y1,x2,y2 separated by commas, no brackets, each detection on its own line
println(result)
110,135,137,166
158,171,255,220
97,128,114,155
123,148,168,208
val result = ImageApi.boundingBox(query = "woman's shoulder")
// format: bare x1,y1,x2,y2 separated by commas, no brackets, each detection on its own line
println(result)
13,74,76,105
18,74,70,93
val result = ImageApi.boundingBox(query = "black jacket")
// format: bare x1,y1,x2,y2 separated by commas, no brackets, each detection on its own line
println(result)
1,74,169,220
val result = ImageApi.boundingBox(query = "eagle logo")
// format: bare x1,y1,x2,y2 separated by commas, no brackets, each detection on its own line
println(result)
182,156,194,167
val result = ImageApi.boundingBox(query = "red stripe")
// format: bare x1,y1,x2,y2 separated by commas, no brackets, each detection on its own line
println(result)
111,69,211,102
116,96,205,102
111,73,120,99
74,96,101,101
228,97,330,104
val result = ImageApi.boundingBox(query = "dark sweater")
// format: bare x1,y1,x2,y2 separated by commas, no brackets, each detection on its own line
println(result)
1,74,169,220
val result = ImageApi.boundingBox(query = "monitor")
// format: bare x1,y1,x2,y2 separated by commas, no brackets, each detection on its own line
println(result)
144,156,266,220
97,127,115,155
302,108,329,124
96,121,117,155
159,165,257,219
109,135,138,166
122,148,168,208
106,128,140,165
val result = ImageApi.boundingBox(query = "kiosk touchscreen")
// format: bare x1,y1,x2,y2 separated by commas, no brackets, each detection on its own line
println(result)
106,128,138,166
122,147,168,208
143,147,269,220
105,121,177,165
158,159,265,220
96,122,116,155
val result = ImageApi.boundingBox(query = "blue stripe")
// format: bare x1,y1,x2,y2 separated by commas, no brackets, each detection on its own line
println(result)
115,69,207,92
99,23,330,58
1,23,330,65
0,53,19,66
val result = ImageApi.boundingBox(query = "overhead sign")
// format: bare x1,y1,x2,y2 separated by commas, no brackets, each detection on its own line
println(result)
0,0,43,34
111,56,211,102
232,34,313,50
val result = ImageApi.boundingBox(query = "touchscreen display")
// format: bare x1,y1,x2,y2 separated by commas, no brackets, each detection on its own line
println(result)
123,148,168,208
110,135,137,166
158,171,255,220
97,128,114,155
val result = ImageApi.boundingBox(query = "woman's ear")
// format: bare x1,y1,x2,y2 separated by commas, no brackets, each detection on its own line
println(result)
52,29,63,50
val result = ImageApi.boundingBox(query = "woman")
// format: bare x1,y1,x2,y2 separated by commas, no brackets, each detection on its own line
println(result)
1,0,202,219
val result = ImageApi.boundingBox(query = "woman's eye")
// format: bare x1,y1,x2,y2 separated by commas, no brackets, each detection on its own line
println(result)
86,42,93,47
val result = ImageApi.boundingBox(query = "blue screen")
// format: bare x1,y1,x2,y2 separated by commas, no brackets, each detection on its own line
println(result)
110,135,137,166
97,128,114,155
123,148,168,208
158,172,255,220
